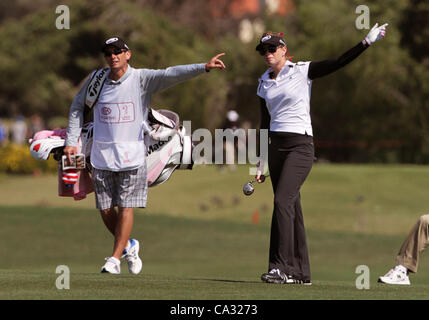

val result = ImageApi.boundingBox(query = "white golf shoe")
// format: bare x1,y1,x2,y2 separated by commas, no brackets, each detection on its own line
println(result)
101,257,121,274
122,239,143,274
378,266,410,285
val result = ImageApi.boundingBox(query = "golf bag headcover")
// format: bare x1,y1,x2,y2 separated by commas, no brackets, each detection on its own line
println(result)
62,169,78,187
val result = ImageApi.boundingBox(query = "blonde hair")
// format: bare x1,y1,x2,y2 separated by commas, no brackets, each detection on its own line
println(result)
261,31,293,61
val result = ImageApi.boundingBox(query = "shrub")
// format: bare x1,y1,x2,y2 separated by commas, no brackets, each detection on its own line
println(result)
0,143,58,174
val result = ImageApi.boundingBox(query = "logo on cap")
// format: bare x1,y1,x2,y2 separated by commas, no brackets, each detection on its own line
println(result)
261,35,272,43
106,37,119,44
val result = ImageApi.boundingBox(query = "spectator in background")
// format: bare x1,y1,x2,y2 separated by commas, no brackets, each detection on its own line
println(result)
225,110,239,130
0,119,6,146
219,110,243,171
224,110,239,170
11,115,27,145
29,114,44,139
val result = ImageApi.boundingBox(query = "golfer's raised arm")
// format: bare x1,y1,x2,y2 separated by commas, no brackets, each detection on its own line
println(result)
308,23,388,80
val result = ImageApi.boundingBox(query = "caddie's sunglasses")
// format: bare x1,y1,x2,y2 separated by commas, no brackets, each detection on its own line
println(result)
258,45,278,56
104,48,127,57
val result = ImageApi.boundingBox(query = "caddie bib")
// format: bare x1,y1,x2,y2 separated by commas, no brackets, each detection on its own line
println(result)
91,67,146,171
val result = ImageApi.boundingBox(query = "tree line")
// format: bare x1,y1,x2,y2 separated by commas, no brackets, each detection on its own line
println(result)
0,0,427,163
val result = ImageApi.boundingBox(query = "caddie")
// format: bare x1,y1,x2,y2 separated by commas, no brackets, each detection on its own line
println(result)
64,37,226,274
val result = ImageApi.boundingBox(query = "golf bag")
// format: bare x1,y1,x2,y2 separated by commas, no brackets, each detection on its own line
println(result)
29,108,193,189
145,108,193,186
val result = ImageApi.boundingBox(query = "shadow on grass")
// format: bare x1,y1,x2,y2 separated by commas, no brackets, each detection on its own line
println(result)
188,278,261,284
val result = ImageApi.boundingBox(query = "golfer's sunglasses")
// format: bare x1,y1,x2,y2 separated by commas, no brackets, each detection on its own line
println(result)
258,45,278,56
104,48,128,57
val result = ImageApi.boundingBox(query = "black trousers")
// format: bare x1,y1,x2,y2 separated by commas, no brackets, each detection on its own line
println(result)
268,131,314,281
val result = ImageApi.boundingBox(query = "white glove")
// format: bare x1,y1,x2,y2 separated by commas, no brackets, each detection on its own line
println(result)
364,23,388,46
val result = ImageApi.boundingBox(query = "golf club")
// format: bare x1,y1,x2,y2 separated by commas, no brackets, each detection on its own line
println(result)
243,175,270,196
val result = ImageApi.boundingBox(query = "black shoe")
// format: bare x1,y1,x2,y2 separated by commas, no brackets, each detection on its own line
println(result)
261,269,289,284
261,269,312,285
289,278,312,285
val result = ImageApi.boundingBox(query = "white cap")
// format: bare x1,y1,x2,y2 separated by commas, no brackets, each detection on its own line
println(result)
227,110,239,122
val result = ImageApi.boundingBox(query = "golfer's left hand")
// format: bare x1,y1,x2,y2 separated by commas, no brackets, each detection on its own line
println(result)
255,160,266,183
364,23,388,46
205,53,226,71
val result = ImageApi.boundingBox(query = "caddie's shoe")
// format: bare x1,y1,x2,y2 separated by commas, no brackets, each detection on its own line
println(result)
122,239,143,275
101,257,121,274
261,269,290,284
378,266,410,285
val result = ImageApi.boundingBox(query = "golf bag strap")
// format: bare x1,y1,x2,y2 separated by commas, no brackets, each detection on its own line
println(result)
83,68,109,124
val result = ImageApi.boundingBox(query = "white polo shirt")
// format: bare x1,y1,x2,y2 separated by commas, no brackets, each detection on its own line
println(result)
257,60,313,136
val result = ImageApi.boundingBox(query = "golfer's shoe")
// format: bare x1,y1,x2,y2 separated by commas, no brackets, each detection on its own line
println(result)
121,239,143,275
295,279,313,286
261,269,312,285
261,269,291,284
101,257,121,274
378,266,411,285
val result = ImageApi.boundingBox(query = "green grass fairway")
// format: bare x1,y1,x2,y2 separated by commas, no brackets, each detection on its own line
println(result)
1,164,429,299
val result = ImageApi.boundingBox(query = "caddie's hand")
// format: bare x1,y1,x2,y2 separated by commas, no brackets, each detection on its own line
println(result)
63,146,77,163
364,23,388,46
205,53,226,71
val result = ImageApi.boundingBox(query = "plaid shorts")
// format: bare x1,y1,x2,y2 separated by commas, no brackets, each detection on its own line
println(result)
91,165,148,210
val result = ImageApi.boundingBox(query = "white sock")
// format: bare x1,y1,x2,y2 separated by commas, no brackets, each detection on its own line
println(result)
109,257,120,265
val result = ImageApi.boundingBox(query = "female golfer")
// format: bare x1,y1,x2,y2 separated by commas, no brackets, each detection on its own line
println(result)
255,23,388,284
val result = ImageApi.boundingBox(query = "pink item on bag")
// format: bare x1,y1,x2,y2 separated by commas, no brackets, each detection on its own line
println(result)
32,129,94,201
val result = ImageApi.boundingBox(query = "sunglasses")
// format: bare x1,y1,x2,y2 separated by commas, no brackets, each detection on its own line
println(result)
258,45,278,56
103,48,127,57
